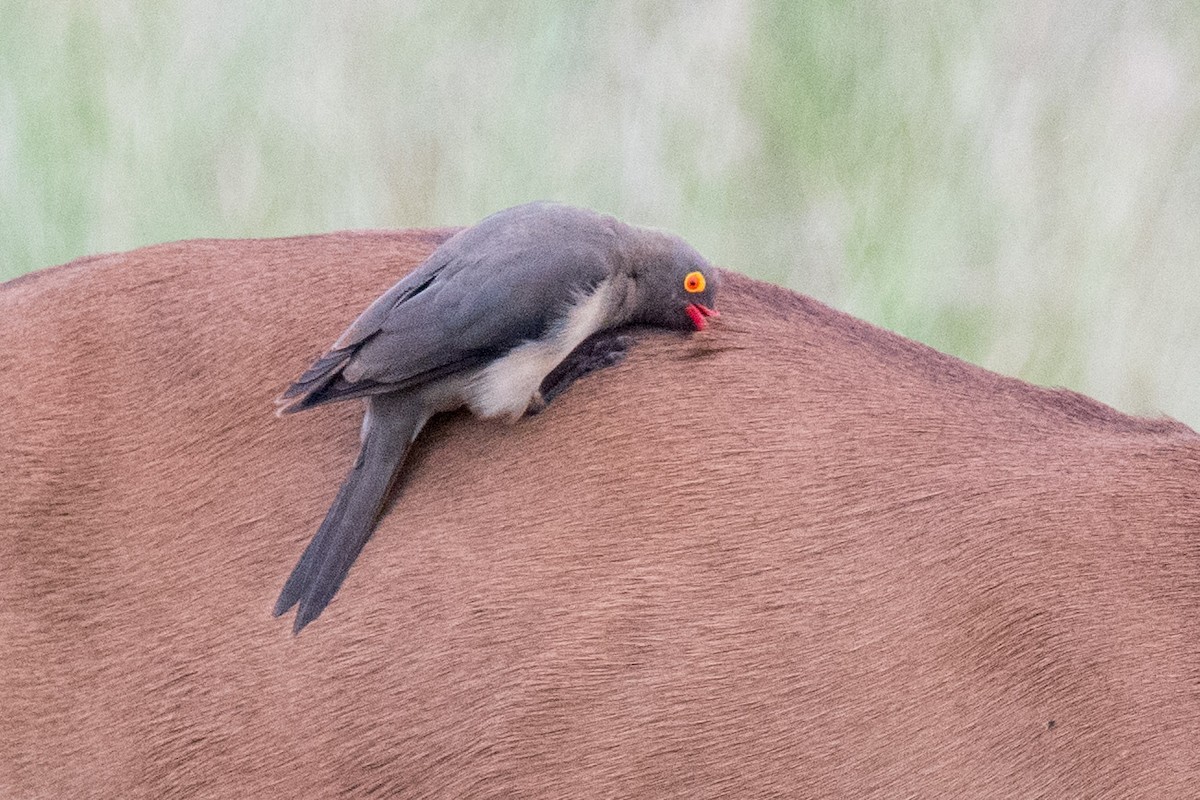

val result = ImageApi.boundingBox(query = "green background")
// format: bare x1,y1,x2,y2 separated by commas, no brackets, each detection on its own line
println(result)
3,1,1197,425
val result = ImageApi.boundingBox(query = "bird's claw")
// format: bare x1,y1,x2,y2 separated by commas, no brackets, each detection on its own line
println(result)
533,331,635,412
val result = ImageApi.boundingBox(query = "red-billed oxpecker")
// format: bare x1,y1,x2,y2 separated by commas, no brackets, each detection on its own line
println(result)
273,202,720,632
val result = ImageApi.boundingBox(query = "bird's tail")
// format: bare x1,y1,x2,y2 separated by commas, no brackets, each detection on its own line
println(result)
273,394,428,633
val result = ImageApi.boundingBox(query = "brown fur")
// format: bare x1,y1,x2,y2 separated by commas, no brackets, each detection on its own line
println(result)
1,230,1198,798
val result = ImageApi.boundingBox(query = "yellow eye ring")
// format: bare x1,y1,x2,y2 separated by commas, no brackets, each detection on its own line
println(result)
684,271,706,293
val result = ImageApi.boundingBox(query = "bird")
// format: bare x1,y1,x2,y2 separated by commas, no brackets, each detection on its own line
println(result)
272,201,720,633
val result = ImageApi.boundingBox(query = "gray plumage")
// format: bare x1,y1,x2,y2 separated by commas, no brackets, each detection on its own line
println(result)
273,201,719,633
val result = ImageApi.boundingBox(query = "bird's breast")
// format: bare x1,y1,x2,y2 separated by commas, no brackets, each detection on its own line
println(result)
465,277,627,421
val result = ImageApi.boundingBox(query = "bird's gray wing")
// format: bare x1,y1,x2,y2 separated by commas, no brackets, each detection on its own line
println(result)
278,236,612,412
275,246,458,410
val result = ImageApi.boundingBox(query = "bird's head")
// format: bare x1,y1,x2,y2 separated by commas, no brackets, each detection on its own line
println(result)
631,233,720,332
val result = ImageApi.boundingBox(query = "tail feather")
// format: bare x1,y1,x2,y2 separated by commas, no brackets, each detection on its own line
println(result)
274,395,427,633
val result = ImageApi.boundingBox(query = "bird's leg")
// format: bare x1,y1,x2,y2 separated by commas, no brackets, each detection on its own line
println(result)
532,329,635,414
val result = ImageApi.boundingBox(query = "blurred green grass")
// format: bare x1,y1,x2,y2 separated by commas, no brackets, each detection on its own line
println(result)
2,1,1197,425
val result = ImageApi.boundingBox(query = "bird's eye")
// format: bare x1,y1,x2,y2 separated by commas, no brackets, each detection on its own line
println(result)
684,271,706,293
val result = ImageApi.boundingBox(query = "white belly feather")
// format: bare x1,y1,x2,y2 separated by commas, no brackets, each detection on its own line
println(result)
466,277,625,421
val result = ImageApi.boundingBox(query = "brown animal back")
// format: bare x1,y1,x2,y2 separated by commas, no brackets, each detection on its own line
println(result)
1,231,1198,798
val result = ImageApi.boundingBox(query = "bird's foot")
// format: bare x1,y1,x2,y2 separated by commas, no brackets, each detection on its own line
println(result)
532,330,635,414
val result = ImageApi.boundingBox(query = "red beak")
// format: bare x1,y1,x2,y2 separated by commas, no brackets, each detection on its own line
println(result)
686,303,719,331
